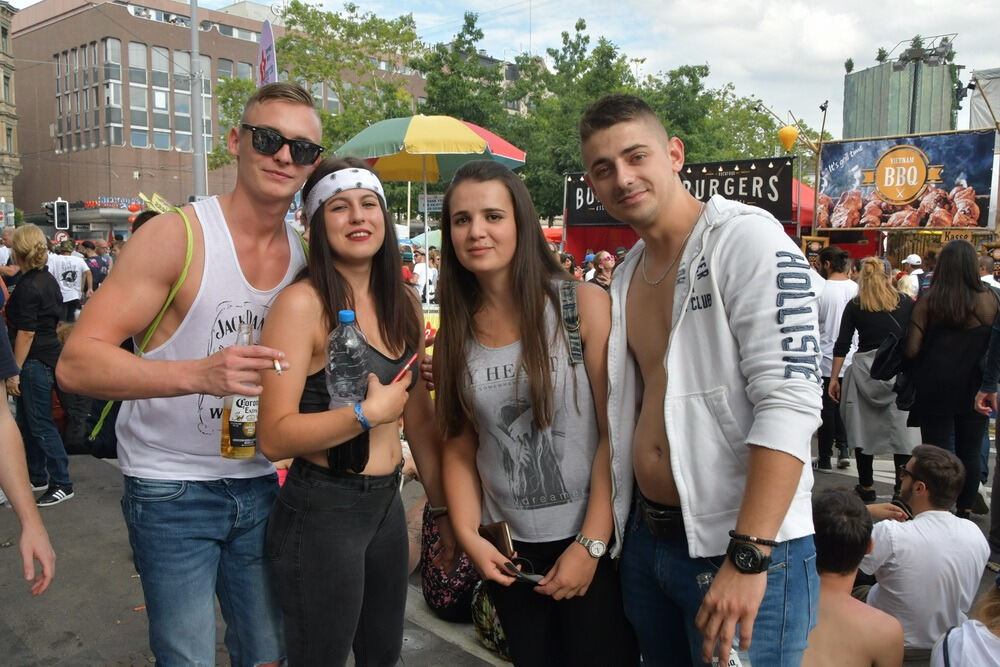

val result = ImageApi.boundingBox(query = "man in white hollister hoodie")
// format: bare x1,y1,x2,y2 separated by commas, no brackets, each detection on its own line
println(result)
579,95,823,667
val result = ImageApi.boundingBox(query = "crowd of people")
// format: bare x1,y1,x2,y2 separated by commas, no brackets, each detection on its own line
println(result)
0,83,998,667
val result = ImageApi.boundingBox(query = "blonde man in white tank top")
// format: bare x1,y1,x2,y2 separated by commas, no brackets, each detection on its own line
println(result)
56,83,324,666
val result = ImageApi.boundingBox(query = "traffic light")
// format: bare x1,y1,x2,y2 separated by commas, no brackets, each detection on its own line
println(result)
54,200,69,230
44,201,54,226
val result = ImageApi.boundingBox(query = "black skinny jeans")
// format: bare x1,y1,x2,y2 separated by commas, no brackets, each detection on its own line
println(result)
855,450,911,491
266,458,408,666
919,412,986,512
819,376,848,459
487,537,639,667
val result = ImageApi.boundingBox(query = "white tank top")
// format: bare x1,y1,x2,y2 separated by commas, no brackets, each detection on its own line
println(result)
116,197,307,480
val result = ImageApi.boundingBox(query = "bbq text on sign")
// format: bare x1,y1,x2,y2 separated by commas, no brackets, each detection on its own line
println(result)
861,145,943,205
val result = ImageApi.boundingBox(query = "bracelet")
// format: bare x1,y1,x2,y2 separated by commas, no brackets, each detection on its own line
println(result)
353,401,372,431
428,505,448,519
728,530,779,547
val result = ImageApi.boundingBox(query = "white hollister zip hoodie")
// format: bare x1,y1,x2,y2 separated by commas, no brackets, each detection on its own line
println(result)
607,195,824,558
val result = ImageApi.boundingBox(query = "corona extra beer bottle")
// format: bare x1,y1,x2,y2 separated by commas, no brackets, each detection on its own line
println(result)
220,323,259,459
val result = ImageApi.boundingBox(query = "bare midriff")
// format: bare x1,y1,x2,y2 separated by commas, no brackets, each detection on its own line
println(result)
626,270,681,506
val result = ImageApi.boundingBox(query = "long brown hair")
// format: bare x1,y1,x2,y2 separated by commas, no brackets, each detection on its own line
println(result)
434,160,564,438
298,157,420,355
924,240,987,328
856,257,900,312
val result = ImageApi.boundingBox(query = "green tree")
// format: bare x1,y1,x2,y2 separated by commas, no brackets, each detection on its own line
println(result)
876,47,889,63
506,20,638,219
844,58,854,73
279,1,420,148
409,12,505,128
208,76,257,170
207,2,419,169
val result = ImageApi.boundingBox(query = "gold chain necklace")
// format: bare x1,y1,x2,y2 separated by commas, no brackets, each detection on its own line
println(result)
640,227,695,287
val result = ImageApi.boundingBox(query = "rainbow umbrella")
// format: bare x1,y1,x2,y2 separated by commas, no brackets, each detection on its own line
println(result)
335,115,526,184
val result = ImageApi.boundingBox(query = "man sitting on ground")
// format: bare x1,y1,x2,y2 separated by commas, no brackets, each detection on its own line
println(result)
858,445,989,659
803,489,903,667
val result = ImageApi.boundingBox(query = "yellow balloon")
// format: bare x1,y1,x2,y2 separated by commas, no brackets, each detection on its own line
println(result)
778,125,799,152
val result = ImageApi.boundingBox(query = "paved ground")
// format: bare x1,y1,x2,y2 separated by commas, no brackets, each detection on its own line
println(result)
0,442,994,666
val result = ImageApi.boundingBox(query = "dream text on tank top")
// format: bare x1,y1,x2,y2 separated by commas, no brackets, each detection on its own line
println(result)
116,197,307,480
465,293,598,542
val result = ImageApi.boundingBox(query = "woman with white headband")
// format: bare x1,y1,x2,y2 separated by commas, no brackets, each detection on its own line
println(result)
257,157,453,665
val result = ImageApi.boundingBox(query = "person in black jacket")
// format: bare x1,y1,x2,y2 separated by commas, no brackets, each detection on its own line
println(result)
906,240,997,519
5,224,73,506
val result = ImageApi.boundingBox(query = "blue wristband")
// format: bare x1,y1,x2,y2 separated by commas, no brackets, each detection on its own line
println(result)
354,401,372,431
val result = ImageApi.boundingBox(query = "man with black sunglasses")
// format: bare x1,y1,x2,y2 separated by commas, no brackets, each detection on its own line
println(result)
57,82,323,666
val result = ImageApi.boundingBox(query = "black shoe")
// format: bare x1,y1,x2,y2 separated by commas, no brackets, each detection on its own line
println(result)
855,484,877,503
813,457,832,472
972,490,989,515
37,485,74,507
837,445,851,469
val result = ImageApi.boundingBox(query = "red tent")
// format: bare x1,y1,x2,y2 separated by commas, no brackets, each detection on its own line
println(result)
790,178,815,227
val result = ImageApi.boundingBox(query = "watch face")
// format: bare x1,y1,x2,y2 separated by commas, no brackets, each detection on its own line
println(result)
589,541,607,558
734,544,761,571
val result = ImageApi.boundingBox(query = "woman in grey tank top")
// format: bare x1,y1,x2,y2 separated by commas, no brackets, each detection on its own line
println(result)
434,161,638,665
256,158,454,665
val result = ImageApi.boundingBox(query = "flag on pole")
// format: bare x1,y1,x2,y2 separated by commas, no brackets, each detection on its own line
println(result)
257,20,278,86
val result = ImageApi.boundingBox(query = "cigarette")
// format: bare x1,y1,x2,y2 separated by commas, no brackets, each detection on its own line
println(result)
273,359,283,376
392,353,420,384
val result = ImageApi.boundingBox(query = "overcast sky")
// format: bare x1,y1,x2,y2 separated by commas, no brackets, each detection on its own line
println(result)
12,0,999,138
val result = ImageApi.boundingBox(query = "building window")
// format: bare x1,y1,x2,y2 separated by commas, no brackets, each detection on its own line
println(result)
173,51,190,91
54,54,60,94
5,126,12,153
151,47,169,89
129,84,148,129
105,82,122,107
104,38,121,82
3,74,9,103
199,55,211,94
82,44,89,86
1,27,8,54
153,131,171,150
218,58,233,80
236,62,252,80
128,42,147,85
90,43,98,82
107,125,123,146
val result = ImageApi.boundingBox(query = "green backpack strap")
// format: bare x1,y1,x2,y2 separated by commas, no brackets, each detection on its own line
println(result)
294,228,309,258
89,207,194,441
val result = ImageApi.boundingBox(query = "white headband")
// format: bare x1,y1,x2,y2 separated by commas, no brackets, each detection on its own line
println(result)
303,168,386,221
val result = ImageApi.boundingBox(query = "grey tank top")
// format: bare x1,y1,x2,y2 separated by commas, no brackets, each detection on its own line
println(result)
465,296,598,542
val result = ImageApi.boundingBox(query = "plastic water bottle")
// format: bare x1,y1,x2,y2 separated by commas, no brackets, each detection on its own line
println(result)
696,572,752,667
326,310,369,410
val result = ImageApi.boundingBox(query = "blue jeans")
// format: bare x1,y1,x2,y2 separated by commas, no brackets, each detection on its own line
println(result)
620,500,819,666
121,474,284,666
17,359,71,488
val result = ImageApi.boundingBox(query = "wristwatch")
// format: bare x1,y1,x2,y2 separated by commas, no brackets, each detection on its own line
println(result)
726,539,771,574
575,533,607,559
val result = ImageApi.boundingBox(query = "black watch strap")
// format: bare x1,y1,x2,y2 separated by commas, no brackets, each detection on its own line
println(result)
726,539,772,574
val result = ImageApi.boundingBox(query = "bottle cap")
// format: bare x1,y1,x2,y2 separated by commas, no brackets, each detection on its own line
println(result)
338,310,355,324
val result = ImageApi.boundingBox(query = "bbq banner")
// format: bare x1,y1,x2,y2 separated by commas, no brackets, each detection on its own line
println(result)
680,157,794,221
564,173,625,227
818,130,998,230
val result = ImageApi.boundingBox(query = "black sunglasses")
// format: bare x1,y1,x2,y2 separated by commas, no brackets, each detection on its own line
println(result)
897,465,921,482
241,124,324,165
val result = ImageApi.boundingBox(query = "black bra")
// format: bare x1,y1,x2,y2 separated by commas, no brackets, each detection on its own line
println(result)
299,344,416,474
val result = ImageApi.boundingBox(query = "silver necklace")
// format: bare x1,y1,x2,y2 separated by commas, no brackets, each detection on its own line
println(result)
640,226,695,287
